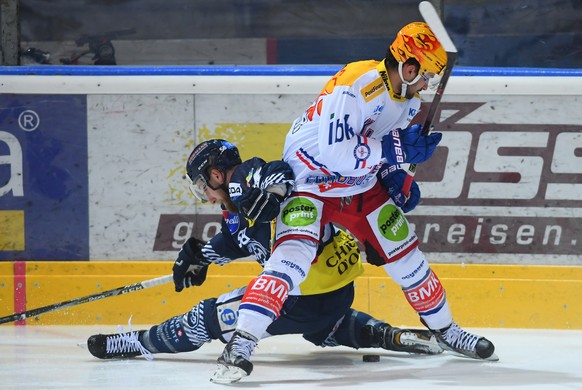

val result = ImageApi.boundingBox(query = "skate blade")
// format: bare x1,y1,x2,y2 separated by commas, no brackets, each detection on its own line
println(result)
443,348,500,362
484,352,499,362
400,333,444,355
210,364,247,384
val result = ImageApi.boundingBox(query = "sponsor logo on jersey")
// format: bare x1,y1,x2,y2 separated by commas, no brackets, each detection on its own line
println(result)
377,204,408,241
245,168,254,186
354,143,370,160
229,183,242,198
281,198,317,226
353,136,371,169
361,77,385,102
361,117,376,137
328,113,355,144
222,210,240,234
322,233,360,275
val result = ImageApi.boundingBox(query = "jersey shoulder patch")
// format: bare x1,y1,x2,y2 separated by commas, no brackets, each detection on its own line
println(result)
321,60,380,94
360,76,386,102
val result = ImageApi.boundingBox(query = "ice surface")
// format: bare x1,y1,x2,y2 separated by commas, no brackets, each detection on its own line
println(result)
1,326,581,389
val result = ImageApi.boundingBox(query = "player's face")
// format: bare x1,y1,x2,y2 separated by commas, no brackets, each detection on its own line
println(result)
405,70,434,99
204,169,239,213
204,169,229,205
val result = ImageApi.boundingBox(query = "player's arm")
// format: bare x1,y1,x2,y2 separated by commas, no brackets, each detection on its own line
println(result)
234,159,295,223
318,88,442,173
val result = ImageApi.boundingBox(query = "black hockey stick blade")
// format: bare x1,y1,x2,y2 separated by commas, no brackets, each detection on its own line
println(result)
0,274,172,325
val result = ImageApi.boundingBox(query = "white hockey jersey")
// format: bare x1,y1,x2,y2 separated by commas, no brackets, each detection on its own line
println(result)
283,60,421,197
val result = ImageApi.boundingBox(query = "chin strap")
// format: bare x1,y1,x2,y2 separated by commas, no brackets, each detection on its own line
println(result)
397,62,423,97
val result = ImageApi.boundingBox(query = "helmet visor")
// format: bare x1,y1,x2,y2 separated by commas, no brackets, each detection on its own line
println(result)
188,174,209,202
419,71,441,91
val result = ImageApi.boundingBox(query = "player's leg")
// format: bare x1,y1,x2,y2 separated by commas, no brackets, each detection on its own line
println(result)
311,308,442,354
268,281,355,338
213,194,328,382
213,238,318,383
347,183,496,360
87,288,247,359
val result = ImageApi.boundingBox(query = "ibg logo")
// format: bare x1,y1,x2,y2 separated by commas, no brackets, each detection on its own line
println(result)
377,204,408,241
281,198,317,226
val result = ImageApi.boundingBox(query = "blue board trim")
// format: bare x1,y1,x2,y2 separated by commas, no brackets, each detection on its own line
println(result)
0,65,581,77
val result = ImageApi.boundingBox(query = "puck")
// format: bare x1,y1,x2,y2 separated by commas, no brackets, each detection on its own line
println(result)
362,354,380,362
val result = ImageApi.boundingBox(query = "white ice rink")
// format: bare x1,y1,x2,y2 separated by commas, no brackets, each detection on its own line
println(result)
1,326,581,390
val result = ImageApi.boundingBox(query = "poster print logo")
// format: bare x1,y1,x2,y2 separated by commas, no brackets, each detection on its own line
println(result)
377,204,408,241
281,198,317,227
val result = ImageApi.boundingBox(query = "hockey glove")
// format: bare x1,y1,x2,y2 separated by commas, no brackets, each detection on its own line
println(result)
236,187,282,223
378,165,421,213
381,124,442,165
172,237,209,292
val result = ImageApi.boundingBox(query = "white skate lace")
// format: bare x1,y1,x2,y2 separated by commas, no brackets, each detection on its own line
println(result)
228,334,256,361
107,316,153,361
443,323,479,352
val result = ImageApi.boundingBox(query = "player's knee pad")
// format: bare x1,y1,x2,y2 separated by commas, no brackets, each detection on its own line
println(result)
207,287,246,343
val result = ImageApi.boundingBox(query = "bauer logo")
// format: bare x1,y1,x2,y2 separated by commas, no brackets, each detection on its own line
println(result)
377,204,408,241
281,198,317,226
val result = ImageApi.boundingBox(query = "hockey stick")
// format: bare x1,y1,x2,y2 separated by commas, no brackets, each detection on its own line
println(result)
402,1,458,195
0,274,173,325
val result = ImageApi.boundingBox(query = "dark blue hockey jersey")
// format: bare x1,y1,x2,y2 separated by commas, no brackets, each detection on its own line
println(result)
200,157,294,266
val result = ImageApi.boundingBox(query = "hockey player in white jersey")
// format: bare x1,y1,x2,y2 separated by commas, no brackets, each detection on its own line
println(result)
215,21,497,382
86,139,442,377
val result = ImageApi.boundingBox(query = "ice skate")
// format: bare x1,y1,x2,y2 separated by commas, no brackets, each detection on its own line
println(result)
87,329,152,360
210,331,257,384
434,322,498,361
364,323,443,355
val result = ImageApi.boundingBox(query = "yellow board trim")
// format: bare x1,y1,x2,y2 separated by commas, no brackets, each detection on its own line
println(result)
0,261,580,329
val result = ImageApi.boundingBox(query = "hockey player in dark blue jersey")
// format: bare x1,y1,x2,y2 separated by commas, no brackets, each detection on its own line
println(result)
87,139,441,374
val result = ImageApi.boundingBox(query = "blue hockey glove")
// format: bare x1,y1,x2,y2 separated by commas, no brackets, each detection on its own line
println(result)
172,237,209,292
378,165,421,213
236,187,283,223
381,124,442,165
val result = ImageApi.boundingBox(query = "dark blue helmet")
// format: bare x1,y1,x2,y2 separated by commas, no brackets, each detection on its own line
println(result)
186,139,241,202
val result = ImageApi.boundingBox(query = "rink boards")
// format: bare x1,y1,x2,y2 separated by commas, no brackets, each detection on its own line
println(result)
1,66,581,329
1,261,581,329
